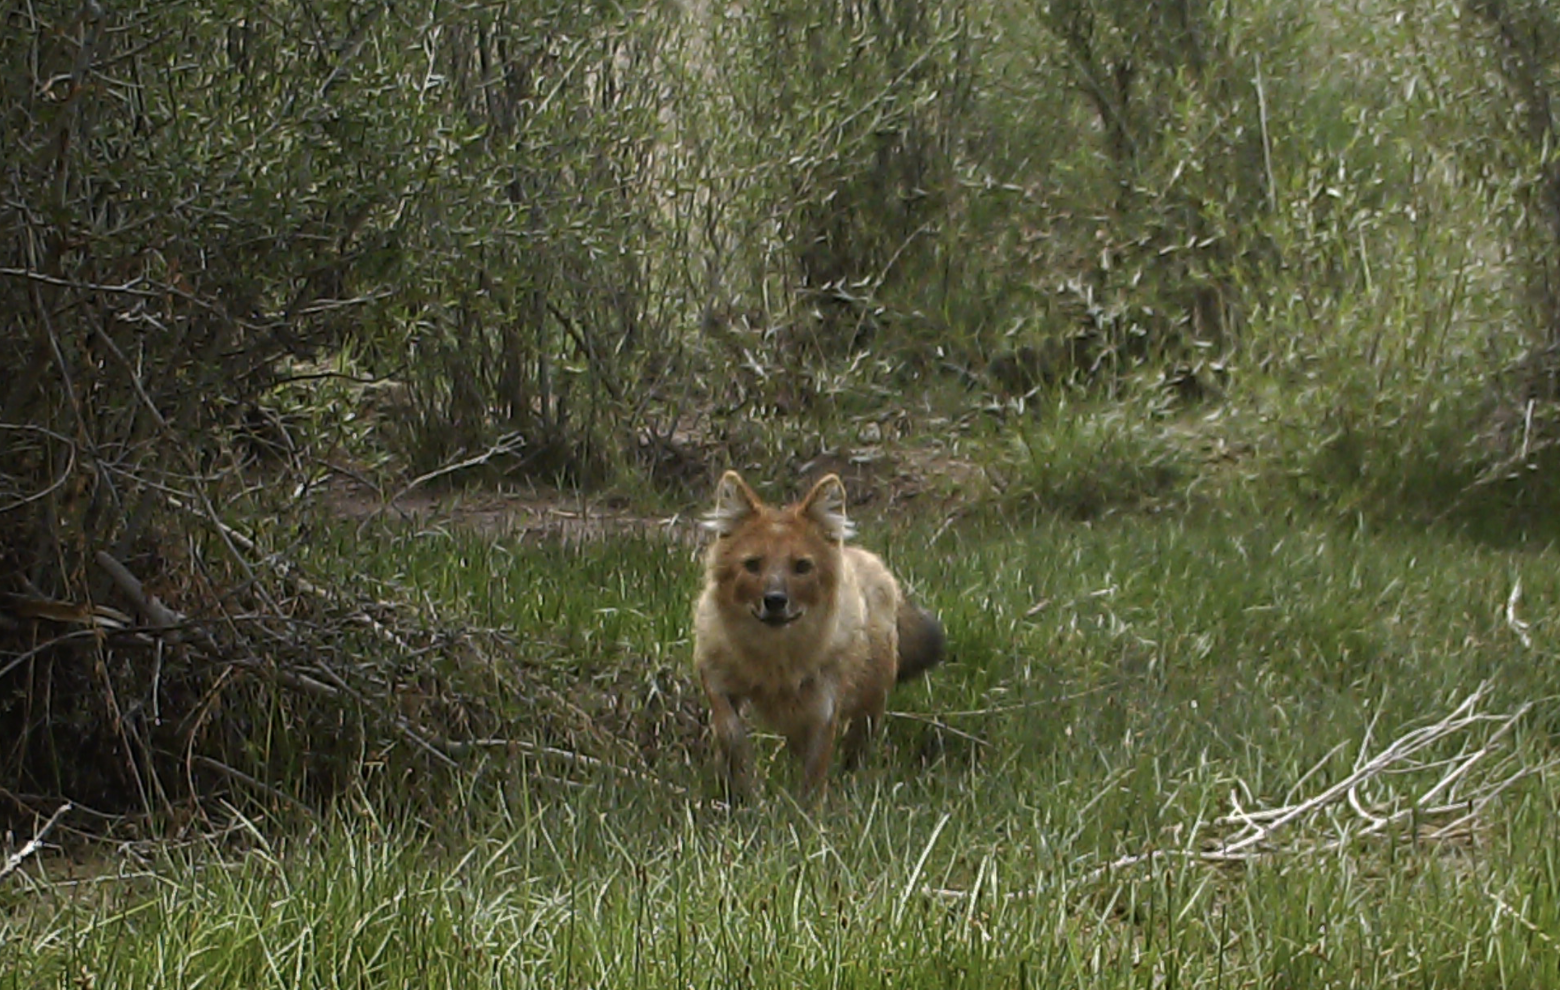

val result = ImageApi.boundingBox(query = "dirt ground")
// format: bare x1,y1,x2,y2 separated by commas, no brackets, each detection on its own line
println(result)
321,443,981,544
323,475,706,544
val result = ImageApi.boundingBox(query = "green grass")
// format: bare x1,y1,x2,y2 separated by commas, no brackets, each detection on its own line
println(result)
5,501,1560,987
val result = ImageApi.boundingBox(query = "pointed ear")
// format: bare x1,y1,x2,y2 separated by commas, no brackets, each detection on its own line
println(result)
704,471,762,536
801,474,853,542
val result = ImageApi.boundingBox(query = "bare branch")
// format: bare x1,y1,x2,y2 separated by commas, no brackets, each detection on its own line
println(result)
0,802,71,883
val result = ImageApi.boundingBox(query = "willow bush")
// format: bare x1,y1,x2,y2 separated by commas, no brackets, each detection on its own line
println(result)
0,0,687,820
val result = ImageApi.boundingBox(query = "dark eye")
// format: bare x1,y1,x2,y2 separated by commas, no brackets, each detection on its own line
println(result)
794,558,814,575
743,557,761,573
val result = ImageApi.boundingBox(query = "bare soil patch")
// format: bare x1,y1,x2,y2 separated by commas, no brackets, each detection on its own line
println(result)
321,441,980,543
322,476,703,545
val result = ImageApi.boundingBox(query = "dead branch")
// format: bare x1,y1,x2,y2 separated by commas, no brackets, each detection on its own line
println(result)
0,802,71,883
95,550,182,631
926,682,1537,901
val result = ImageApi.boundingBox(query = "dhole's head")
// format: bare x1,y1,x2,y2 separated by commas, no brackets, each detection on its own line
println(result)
703,471,851,628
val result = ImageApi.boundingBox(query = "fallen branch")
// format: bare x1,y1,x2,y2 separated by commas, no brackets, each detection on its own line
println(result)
1205,684,1511,861
927,682,1535,901
0,802,72,883
304,661,458,769
96,550,182,630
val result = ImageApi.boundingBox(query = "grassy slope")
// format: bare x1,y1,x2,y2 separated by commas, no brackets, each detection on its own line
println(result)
4,497,1560,988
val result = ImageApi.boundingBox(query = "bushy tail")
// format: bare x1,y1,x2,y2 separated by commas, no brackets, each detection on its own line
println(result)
895,602,946,683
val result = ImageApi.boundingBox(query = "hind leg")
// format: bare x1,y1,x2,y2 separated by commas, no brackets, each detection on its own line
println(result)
839,689,888,771
839,716,877,770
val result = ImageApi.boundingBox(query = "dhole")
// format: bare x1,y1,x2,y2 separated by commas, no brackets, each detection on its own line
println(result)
693,471,945,799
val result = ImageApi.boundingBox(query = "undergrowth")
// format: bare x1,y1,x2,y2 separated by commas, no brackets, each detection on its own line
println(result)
5,496,1560,987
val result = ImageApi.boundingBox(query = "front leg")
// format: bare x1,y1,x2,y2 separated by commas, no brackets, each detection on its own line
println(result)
703,676,754,801
786,680,839,801
795,718,837,800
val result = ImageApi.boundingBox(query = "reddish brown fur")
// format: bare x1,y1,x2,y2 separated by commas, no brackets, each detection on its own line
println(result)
693,471,943,800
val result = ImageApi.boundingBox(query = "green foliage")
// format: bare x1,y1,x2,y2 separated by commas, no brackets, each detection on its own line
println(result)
9,0,1560,506
374,2,681,478
712,0,971,347
1458,0,1560,355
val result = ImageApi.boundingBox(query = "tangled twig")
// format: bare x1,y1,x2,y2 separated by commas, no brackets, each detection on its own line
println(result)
926,682,1539,901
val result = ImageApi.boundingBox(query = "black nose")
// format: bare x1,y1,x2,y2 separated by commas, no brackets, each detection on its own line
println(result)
763,592,788,614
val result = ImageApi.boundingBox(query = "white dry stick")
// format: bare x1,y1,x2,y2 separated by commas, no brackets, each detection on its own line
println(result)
1347,784,1388,829
1315,703,1535,852
1419,702,1532,809
942,685,1528,904
441,738,686,794
0,803,72,883
1489,886,1553,945
928,683,1530,901
1521,397,1536,462
1427,760,1551,842
1506,579,1532,648
1209,685,1488,859
1079,848,1200,883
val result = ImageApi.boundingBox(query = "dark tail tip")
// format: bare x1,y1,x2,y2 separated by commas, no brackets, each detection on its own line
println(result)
896,603,946,683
